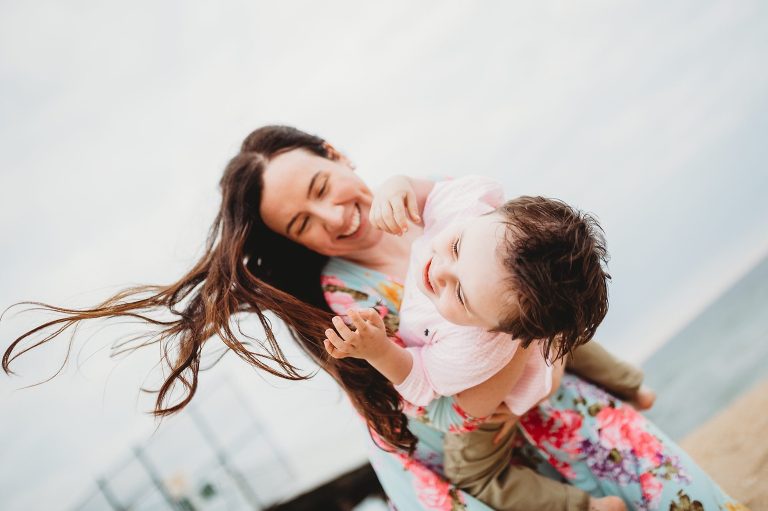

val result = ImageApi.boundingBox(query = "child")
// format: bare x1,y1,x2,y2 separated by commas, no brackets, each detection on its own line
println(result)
323,175,651,511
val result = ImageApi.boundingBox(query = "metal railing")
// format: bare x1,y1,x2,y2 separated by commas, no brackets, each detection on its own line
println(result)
72,377,295,511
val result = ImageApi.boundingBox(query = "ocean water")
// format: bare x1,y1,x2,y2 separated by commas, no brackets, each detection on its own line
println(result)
641,251,768,440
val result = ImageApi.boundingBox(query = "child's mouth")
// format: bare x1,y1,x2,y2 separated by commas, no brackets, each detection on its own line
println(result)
423,257,435,294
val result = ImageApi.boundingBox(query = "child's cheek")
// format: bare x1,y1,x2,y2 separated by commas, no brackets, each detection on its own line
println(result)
438,299,458,324
436,298,451,322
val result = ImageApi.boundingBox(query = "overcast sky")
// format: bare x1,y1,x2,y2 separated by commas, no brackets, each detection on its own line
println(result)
1,1,767,510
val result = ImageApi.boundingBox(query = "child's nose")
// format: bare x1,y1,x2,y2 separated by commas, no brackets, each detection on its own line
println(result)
432,260,451,288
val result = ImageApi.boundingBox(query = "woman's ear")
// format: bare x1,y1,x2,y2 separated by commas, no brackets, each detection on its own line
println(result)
323,142,356,170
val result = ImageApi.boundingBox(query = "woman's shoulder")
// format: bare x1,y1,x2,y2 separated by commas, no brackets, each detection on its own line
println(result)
321,257,394,293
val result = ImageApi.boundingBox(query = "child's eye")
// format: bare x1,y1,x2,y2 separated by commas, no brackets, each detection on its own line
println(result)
452,238,459,257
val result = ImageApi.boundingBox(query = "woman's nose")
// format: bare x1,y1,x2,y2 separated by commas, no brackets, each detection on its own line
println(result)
316,202,345,232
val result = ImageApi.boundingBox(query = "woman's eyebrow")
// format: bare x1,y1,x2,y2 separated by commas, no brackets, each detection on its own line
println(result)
285,171,321,235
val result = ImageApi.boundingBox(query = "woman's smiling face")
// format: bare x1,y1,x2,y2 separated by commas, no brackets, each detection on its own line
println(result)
259,148,382,257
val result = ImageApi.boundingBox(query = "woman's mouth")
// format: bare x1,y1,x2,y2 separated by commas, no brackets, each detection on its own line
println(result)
423,257,435,294
339,204,363,239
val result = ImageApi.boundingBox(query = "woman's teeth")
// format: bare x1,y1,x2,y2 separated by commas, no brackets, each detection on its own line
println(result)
341,205,361,237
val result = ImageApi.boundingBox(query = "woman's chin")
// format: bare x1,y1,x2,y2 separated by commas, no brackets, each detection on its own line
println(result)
332,227,381,256
356,225,384,247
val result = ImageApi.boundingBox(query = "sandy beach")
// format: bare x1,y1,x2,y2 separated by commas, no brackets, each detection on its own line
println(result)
680,379,768,510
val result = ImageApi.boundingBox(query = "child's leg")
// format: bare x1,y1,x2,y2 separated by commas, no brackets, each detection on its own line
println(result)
444,423,590,511
566,341,643,401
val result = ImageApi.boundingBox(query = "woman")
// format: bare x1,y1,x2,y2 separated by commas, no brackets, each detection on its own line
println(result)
3,126,744,510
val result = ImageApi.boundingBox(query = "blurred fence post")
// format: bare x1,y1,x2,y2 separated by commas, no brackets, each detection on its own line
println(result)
95,478,126,511
188,404,263,510
133,446,182,511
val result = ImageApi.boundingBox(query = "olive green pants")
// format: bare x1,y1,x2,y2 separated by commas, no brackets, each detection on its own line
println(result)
443,341,644,511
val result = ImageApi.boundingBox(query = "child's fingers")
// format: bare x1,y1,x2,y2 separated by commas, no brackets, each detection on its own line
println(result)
404,189,421,224
379,203,401,235
324,339,349,359
325,328,349,353
323,338,341,358
369,202,383,232
359,308,386,330
331,316,356,342
347,309,367,332
372,202,389,233
389,197,409,233
374,203,396,234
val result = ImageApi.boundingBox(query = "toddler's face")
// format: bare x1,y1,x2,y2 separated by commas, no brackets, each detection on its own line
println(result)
416,212,515,330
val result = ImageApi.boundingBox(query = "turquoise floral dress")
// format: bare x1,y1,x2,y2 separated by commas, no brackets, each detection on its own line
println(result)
321,258,746,511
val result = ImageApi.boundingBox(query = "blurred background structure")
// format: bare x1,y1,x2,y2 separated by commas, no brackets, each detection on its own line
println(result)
70,378,297,511
1,1,767,509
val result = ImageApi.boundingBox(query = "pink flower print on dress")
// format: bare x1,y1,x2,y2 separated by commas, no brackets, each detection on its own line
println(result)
321,275,346,288
401,400,427,419
321,276,360,315
526,407,584,453
519,406,584,479
398,454,464,511
639,472,663,509
446,402,484,434
595,406,662,463
373,304,388,317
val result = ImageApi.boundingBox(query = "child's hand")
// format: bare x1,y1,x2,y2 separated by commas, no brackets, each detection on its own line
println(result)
324,308,390,361
369,176,422,236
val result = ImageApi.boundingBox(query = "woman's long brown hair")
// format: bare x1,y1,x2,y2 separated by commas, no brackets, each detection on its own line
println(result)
2,125,417,453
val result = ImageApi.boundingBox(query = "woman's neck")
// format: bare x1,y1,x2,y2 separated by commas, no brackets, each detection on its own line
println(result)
342,227,422,282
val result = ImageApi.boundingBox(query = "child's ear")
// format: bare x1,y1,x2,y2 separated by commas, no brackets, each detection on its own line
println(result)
323,142,356,170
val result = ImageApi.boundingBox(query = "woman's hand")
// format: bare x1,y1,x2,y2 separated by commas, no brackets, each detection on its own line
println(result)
324,308,389,360
369,176,422,236
483,403,520,445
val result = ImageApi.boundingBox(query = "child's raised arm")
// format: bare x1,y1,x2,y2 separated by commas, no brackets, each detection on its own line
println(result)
324,308,413,385
369,176,434,236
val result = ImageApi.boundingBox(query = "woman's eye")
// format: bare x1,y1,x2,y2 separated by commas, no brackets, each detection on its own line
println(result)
317,178,328,197
298,216,309,234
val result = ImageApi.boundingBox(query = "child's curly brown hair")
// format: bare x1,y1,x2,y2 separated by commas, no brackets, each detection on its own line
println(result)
494,196,611,363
